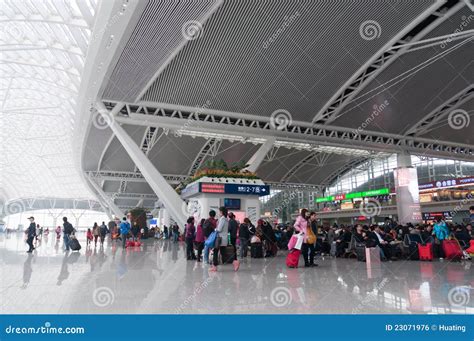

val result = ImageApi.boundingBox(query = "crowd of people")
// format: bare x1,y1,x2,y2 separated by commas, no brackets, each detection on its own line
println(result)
23,206,474,269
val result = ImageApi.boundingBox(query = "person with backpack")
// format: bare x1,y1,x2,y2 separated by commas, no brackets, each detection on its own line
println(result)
62,217,75,251
202,210,217,263
120,217,131,248
99,221,108,246
26,216,36,253
238,218,252,259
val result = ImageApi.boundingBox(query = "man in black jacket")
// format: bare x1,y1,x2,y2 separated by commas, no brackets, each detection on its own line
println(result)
228,213,239,261
26,217,36,253
63,217,74,251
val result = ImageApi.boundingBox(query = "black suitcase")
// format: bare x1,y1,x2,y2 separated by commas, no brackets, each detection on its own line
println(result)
251,243,263,258
220,245,235,264
356,243,366,262
407,242,419,260
69,237,81,251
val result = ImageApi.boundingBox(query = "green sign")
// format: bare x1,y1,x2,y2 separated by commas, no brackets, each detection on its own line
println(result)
315,196,334,203
315,188,389,202
361,188,389,197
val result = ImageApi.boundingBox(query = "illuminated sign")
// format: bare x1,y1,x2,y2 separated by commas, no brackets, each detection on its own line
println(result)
419,176,474,190
201,183,225,193
315,188,389,203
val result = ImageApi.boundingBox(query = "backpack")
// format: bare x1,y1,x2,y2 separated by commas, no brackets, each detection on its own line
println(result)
203,219,214,238
64,222,74,235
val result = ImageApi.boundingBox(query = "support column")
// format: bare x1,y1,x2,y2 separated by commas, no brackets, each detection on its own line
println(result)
394,152,422,225
86,175,123,219
97,102,186,228
244,137,275,173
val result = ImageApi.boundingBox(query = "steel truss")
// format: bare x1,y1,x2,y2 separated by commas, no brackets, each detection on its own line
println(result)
104,101,473,161
405,86,474,136
312,0,465,125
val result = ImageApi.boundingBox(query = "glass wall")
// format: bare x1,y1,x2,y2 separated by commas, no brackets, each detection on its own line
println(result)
4,209,109,231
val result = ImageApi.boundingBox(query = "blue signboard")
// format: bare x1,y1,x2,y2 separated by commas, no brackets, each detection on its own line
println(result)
224,184,270,196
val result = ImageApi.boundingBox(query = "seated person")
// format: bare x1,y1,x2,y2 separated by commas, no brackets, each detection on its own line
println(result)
353,224,367,244
335,226,352,257
372,226,398,261
455,225,471,248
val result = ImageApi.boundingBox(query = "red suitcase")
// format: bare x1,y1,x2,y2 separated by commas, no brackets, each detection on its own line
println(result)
417,243,433,261
442,240,463,261
286,249,301,268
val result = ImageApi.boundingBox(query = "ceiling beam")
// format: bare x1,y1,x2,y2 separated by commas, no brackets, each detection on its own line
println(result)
107,101,473,162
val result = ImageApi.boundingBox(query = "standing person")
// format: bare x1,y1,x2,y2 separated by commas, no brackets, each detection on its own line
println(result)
163,225,169,239
228,213,239,261
238,218,252,259
120,217,131,248
194,218,205,262
55,225,61,241
131,221,140,241
185,217,196,260
470,206,474,226
62,217,74,252
26,217,36,253
35,224,41,242
107,219,116,240
210,207,229,272
433,216,449,259
99,222,108,246
202,210,217,263
294,209,314,267
92,222,100,247
306,212,318,266
86,228,93,246
172,224,179,243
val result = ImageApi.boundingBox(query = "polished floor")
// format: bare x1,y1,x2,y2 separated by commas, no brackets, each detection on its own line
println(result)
0,232,472,314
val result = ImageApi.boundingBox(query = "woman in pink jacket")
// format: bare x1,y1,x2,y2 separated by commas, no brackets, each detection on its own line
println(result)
294,208,314,267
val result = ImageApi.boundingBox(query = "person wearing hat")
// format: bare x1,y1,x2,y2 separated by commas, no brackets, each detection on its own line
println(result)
26,217,36,253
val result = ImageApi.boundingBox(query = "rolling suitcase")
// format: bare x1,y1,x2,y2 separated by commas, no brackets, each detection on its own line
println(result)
69,236,81,251
330,241,337,257
286,249,301,268
355,243,366,262
417,243,433,261
442,240,463,261
251,243,263,258
220,245,235,264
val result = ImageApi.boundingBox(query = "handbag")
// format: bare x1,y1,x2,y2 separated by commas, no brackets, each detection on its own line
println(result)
294,233,304,250
205,230,217,247
251,235,261,244
306,226,316,244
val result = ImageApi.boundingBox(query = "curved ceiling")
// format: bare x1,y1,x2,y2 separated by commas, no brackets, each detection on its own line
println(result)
0,0,97,201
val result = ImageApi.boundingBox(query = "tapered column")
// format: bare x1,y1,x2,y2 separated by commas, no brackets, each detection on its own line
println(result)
96,102,186,228
394,152,422,224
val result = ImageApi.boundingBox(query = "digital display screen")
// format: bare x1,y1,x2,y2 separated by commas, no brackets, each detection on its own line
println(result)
201,183,225,193
224,198,241,210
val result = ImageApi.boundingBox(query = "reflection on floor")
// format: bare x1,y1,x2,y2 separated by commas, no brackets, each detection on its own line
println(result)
0,232,472,314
